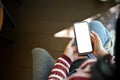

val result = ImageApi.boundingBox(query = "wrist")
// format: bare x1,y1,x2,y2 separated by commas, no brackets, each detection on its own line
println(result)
94,48,108,57
100,49,108,56
98,48,108,56
61,54,73,65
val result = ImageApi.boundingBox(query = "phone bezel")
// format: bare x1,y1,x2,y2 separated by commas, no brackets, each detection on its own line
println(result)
73,21,93,55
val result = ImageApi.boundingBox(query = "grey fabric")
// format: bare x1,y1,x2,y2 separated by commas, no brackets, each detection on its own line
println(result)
32,48,55,80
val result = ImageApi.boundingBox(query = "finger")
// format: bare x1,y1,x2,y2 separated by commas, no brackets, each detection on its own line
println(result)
78,56,88,59
90,32,95,41
75,55,88,60
72,46,78,52
91,31,100,40
90,32,96,43
66,38,74,48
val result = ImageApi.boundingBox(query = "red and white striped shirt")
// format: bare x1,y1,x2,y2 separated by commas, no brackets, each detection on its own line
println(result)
48,55,97,80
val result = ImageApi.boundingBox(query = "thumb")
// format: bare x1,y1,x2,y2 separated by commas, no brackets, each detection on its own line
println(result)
66,38,74,48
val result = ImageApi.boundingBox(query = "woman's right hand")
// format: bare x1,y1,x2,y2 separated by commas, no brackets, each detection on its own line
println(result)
63,39,87,62
91,31,108,57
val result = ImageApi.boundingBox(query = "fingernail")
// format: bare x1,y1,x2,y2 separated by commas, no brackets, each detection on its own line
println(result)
91,31,95,33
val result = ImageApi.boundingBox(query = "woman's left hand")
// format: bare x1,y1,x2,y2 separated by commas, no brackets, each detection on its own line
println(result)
90,31,108,57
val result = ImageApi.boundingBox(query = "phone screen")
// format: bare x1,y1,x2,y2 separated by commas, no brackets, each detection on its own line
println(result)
74,21,92,55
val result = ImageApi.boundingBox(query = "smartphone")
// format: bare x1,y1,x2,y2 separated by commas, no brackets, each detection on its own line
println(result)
73,21,93,55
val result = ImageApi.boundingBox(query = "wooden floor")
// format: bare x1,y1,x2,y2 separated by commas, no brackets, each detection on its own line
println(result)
0,0,116,80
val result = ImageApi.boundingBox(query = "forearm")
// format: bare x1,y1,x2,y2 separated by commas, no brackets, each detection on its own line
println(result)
48,54,72,80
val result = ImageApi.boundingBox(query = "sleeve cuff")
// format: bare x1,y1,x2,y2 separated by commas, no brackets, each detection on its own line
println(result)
60,54,72,65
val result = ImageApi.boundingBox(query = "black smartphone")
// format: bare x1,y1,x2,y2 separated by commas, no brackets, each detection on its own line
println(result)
73,21,93,55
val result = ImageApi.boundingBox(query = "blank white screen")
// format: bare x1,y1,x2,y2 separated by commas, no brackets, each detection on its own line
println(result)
74,22,92,53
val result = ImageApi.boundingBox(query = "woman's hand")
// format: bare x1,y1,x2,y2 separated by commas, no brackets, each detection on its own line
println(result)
91,31,108,57
63,39,87,62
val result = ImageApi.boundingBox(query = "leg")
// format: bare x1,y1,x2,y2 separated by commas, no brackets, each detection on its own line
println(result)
32,48,55,80
89,20,111,48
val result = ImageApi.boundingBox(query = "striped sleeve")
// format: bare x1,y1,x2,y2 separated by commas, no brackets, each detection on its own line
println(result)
48,54,72,80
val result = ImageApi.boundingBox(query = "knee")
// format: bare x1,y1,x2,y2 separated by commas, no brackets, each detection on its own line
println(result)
89,20,105,31
32,48,49,56
32,48,47,53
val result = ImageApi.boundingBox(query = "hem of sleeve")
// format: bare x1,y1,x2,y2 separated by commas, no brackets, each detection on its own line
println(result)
61,54,72,65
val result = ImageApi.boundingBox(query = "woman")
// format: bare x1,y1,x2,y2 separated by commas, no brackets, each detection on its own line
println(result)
32,20,115,80
48,20,115,80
